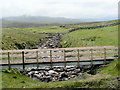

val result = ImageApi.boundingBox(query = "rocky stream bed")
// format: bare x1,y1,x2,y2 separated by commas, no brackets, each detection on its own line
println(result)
19,65,98,82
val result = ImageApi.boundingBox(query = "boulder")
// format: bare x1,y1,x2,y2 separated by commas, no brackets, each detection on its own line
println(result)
60,72,68,78
48,70,58,75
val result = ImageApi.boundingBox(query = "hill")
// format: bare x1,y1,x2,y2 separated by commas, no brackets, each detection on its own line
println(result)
2,16,85,28
61,20,118,47
1,19,119,50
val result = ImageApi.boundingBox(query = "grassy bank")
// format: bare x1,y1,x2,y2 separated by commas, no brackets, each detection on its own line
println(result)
2,59,119,88
2,28,47,50
2,20,118,50
61,24,118,47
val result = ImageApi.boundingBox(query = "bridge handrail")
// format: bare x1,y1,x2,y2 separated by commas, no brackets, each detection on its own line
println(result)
0,46,117,53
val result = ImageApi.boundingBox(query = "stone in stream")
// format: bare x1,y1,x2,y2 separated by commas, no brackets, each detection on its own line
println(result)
34,71,39,74
77,73,83,76
66,69,71,72
62,77,69,81
48,70,58,75
18,65,95,82
33,77,40,81
60,72,68,78
26,71,33,76
44,76,51,82
74,68,81,73
71,75,76,78
44,67,50,71
54,67,64,72
30,68,37,71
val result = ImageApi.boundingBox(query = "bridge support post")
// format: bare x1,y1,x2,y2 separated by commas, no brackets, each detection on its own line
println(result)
8,52,11,70
77,49,80,67
63,50,66,68
50,50,52,68
22,51,25,69
91,49,93,66
36,51,39,68
104,48,106,65
112,48,115,57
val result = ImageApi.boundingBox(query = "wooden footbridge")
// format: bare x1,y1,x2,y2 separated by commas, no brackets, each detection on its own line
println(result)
0,46,118,69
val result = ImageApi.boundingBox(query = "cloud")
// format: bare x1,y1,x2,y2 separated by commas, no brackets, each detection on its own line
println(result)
0,0,119,20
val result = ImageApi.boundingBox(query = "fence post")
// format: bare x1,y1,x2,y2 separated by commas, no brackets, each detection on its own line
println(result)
112,48,115,57
22,51,25,69
8,52,11,70
63,50,66,68
91,49,93,66
77,49,80,67
104,48,106,65
36,51,39,68
50,50,52,68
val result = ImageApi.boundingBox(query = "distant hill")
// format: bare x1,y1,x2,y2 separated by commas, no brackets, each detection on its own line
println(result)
2,16,84,24
1,16,87,28
2,16,118,28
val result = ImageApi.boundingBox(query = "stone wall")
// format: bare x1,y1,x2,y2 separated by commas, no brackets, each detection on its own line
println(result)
68,22,120,33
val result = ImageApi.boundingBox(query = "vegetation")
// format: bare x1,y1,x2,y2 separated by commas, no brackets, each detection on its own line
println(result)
61,24,118,47
1,59,119,88
2,20,118,50
1,19,119,88
2,28,47,50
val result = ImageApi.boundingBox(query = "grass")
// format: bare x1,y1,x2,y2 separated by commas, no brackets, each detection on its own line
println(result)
2,28,47,50
2,25,72,50
1,59,120,88
2,20,118,50
61,24,118,47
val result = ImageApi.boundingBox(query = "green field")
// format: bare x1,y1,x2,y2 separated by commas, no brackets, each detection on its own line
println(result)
1,59,119,88
2,28,47,50
61,25,118,47
2,20,118,50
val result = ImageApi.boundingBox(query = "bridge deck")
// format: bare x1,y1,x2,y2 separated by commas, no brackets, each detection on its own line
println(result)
0,46,118,67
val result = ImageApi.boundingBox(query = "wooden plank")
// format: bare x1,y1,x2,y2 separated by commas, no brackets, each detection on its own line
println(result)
0,46,116,53
50,50,52,68
22,51,25,69
91,49,93,66
77,49,80,67
1,49,117,59
36,51,39,68
63,50,66,67
24,52,63,57
1,54,22,58
8,52,11,70
104,48,106,65
1,56,115,65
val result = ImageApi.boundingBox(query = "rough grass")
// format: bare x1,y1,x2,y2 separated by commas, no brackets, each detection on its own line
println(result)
2,28,47,50
2,20,118,50
61,25,118,47
1,59,119,88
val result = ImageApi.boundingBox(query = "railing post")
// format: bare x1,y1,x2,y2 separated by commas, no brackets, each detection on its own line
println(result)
77,49,80,67
91,49,93,66
63,50,66,68
36,51,39,68
99,49,102,58
104,48,106,65
50,50,52,68
112,48,115,57
8,52,11,70
22,51,25,69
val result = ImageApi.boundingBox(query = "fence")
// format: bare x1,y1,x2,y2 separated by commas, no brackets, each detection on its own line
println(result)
0,46,118,70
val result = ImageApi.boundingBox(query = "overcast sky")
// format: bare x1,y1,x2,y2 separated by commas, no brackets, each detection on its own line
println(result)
0,0,119,20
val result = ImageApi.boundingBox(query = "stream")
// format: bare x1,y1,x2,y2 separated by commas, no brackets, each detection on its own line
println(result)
1,60,113,69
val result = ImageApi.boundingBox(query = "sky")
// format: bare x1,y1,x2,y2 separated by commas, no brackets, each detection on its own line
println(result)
0,0,119,21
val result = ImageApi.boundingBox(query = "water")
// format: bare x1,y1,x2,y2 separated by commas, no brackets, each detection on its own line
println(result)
1,60,113,69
